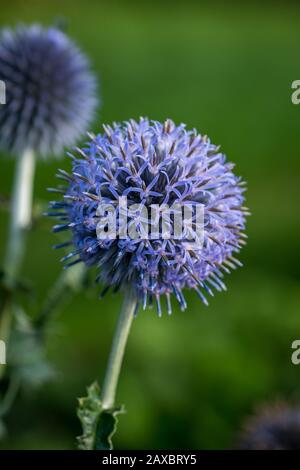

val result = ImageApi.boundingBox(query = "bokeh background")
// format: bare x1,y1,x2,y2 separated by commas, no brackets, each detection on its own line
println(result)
0,0,300,450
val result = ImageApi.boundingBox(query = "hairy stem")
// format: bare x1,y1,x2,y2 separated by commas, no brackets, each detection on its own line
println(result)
101,288,137,410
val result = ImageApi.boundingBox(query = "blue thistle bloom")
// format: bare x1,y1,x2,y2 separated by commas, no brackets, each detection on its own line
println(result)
0,25,98,157
50,118,248,314
240,404,300,450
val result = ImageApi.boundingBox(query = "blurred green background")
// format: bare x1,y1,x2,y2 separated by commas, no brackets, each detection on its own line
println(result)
0,0,300,450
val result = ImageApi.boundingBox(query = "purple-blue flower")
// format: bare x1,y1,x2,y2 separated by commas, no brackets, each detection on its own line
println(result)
240,403,300,450
50,118,248,314
0,25,98,157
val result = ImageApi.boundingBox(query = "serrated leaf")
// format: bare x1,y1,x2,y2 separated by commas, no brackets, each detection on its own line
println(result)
7,306,55,387
77,381,124,450
94,407,124,450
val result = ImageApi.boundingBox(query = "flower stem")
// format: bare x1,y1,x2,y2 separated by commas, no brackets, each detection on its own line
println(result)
3,148,36,287
35,263,87,334
0,372,21,418
0,289,12,380
0,149,35,378
101,288,137,410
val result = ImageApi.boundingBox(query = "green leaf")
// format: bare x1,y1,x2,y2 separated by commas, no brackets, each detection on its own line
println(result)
8,306,55,387
77,382,124,450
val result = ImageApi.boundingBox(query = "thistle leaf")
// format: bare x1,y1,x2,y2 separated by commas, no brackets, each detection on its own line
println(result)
8,306,55,387
77,382,124,450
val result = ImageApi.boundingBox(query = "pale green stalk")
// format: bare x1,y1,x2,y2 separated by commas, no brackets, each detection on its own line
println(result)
0,148,35,379
3,148,35,287
101,288,137,410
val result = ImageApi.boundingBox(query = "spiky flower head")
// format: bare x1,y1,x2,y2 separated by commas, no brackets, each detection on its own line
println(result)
0,24,97,157
50,118,248,314
240,403,300,450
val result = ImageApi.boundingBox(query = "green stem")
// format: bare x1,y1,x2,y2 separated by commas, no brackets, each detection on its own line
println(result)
0,289,12,380
101,288,137,410
35,263,87,334
3,148,35,287
0,372,21,418
0,149,35,378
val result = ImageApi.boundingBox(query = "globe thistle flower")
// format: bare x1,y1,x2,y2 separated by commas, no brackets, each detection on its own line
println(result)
239,403,300,450
0,25,97,157
50,118,248,315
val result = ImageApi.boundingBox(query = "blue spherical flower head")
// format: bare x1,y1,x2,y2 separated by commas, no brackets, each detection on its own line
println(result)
51,118,248,315
240,403,300,450
0,25,98,157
